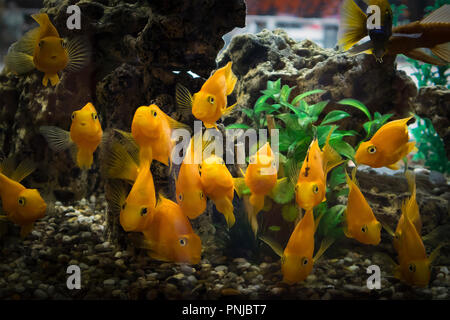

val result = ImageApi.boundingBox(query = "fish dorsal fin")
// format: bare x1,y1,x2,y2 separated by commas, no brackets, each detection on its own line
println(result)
166,114,190,131
259,235,284,258
39,126,74,152
175,83,194,113
105,179,127,214
0,157,16,178
404,48,447,66
431,42,450,64
314,210,325,234
314,237,335,262
322,127,344,175
287,159,301,185
224,62,237,96
421,4,450,24
65,37,91,73
32,13,59,38
338,0,368,51
11,158,37,183
101,139,139,182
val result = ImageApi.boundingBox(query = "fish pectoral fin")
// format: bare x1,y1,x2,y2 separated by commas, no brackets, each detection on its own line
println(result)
314,237,335,262
429,243,445,264
380,220,396,238
386,162,401,171
431,42,450,64
175,83,194,113
104,179,127,214
222,102,237,117
337,0,368,51
66,37,91,72
100,138,139,181
348,40,374,56
20,223,34,239
4,51,35,75
167,116,190,131
42,74,49,87
259,235,284,258
233,177,246,198
421,4,450,24
39,126,73,153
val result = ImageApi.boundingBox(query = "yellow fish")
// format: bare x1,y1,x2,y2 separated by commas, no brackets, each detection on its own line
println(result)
176,62,237,129
343,168,381,245
141,195,202,264
0,158,47,238
393,210,440,287
235,142,284,234
102,139,156,232
293,132,343,211
355,116,415,170
349,5,450,64
261,210,333,285
128,104,188,166
4,13,89,86
200,154,235,228
393,170,422,251
40,102,103,170
338,0,393,60
175,135,206,219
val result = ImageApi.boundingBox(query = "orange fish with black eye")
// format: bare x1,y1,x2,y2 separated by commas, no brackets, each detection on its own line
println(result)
102,139,156,232
0,158,47,238
393,170,422,251
175,135,206,219
293,132,343,211
355,116,415,170
140,195,202,264
200,154,236,228
4,13,89,86
392,208,441,287
176,62,238,129
343,168,381,245
260,210,333,285
40,102,103,170
349,5,450,65
117,104,188,167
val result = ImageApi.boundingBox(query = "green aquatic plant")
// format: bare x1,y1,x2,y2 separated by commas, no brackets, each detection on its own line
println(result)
409,115,449,174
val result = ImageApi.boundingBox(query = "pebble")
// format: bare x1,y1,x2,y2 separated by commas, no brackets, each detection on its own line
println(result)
180,264,195,275
347,265,360,272
103,279,116,286
270,287,285,295
34,289,48,300
215,265,228,272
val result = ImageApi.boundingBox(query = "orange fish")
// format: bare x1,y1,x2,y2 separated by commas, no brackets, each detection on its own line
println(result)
176,62,237,129
235,142,285,234
0,158,47,238
293,133,343,211
200,154,235,228
349,5,450,65
393,210,440,287
4,13,89,86
124,104,188,167
343,168,381,245
102,140,156,232
40,102,103,170
355,117,415,170
393,170,422,251
261,210,333,284
141,195,202,264
175,135,206,219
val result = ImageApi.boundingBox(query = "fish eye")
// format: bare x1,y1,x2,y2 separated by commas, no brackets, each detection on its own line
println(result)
38,40,44,48
207,96,214,104
301,257,308,266
200,192,204,199
71,112,76,120
121,202,127,210
18,197,26,206
294,185,298,193
312,185,319,194
140,207,147,216
179,238,187,246
178,193,183,202
408,264,416,273
153,111,157,117
91,113,98,120
60,39,66,48
361,225,368,233
367,146,377,154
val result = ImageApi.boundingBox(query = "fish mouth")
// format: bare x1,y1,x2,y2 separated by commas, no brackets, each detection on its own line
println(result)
51,55,57,60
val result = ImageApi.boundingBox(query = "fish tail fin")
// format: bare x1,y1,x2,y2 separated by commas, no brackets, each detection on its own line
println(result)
76,148,94,170
4,51,35,75
214,197,235,228
248,193,265,235
323,127,344,175
421,4,450,24
224,62,237,95
175,83,194,114
65,37,91,73
100,138,139,182
338,0,368,51
431,43,450,64
47,73,60,86
314,237,335,262
259,235,284,258
405,170,416,198
10,158,37,183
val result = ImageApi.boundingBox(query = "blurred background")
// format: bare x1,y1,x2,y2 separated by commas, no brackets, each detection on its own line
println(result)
0,0,442,84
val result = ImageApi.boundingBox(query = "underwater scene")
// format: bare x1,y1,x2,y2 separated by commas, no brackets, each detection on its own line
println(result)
0,0,449,303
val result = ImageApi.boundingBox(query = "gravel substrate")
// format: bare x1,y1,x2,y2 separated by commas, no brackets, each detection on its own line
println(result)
0,196,448,300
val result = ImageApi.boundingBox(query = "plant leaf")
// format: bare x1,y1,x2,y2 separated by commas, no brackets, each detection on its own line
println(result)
320,110,350,125
338,99,372,121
